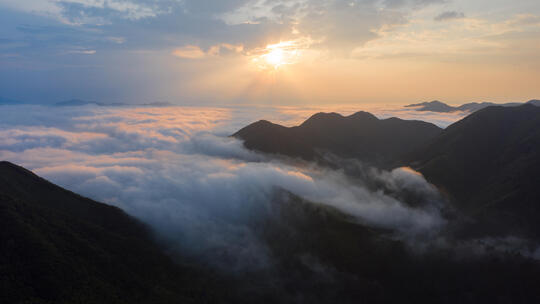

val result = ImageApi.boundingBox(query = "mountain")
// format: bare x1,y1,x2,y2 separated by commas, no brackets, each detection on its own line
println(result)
233,111,442,165
54,99,172,107
3,161,540,303
54,99,102,106
455,101,522,111
54,99,127,107
404,100,457,112
0,161,214,304
408,104,540,238
0,97,26,105
235,105,540,240
457,101,523,111
250,191,540,304
140,101,173,107
528,99,540,106
405,100,526,113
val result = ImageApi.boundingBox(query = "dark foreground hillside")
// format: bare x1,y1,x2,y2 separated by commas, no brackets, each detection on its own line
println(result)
0,161,215,304
3,161,540,303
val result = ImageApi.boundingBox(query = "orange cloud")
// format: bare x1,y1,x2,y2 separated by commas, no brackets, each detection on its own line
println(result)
172,45,206,59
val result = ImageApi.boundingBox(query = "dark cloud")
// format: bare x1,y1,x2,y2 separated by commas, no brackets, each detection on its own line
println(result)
183,0,251,14
434,10,465,22
383,0,447,9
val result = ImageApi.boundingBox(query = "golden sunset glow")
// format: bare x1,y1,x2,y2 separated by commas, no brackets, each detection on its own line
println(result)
253,40,303,70
264,48,285,68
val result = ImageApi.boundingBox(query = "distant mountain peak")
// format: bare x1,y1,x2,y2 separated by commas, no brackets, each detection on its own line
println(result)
241,119,287,130
255,119,273,125
405,100,445,107
347,111,378,120
234,110,441,164
405,99,538,113
300,111,379,128
55,99,101,106
404,100,456,112
528,99,540,106
54,99,173,107
0,96,26,105
300,112,345,127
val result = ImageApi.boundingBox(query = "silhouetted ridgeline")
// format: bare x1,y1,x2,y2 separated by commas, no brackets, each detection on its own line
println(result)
233,111,442,166
409,104,540,239
4,161,540,303
404,99,538,113
3,161,540,303
234,104,540,240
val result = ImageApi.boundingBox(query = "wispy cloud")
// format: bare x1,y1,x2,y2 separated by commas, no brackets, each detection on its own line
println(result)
172,43,245,59
0,104,458,270
434,11,465,22
3,104,539,271
172,45,207,59
65,49,96,54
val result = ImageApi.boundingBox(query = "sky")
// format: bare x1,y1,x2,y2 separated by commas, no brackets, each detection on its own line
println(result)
1,0,540,105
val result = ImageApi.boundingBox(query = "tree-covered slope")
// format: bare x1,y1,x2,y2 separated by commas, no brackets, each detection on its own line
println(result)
0,161,212,304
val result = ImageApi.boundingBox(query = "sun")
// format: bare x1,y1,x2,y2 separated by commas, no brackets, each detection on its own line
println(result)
253,41,301,70
264,48,285,68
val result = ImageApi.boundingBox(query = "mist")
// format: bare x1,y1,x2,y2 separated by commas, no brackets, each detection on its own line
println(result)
1,104,535,273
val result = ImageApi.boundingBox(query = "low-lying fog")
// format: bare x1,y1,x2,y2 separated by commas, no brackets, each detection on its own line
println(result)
2,104,538,270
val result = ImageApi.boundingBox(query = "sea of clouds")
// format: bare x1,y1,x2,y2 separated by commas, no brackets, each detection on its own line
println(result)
1,104,492,270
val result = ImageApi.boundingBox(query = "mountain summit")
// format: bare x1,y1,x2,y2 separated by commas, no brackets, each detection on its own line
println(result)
404,100,534,113
409,104,540,238
235,105,540,239
233,111,442,165
404,100,456,112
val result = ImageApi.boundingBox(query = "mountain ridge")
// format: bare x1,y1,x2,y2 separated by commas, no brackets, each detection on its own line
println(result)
233,111,442,166
408,104,540,238
235,104,540,239
405,100,536,113
54,99,173,107
4,160,540,303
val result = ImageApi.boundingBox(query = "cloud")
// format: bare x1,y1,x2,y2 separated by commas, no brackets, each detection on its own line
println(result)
66,49,97,54
383,0,447,9
2,0,166,24
434,11,465,22
172,45,207,59
172,43,245,59
2,103,539,272
0,0,449,61
0,104,454,271
503,13,540,28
